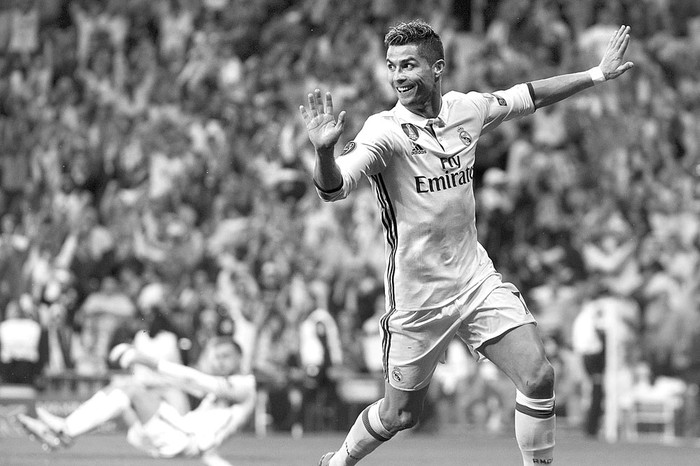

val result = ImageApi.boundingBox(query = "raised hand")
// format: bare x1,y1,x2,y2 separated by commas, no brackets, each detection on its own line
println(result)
599,25,635,80
299,89,346,152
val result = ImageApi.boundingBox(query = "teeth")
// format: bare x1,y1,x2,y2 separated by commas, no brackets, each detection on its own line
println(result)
397,86,411,92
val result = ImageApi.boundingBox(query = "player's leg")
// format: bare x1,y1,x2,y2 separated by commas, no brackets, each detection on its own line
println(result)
321,305,458,465
321,383,429,466
481,323,556,466
37,381,152,442
16,412,62,450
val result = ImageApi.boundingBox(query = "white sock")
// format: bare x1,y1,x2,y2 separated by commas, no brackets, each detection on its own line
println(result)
64,388,131,437
330,400,394,466
514,390,555,465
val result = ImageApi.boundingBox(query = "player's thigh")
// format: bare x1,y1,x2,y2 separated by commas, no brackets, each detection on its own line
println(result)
125,386,163,424
480,323,553,397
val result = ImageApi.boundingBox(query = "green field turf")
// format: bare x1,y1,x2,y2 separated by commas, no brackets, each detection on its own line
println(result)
3,427,700,466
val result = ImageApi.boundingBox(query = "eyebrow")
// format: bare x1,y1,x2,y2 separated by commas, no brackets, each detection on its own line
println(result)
386,56,419,65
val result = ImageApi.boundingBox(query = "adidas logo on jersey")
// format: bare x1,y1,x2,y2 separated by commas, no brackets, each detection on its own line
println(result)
411,143,426,155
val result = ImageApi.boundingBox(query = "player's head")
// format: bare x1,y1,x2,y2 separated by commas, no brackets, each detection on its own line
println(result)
199,336,243,376
384,20,445,114
384,20,444,66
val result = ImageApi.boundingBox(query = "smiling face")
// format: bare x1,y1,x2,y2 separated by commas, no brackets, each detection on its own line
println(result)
386,44,444,118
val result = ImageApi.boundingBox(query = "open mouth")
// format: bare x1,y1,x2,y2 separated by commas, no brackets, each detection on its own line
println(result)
396,85,414,94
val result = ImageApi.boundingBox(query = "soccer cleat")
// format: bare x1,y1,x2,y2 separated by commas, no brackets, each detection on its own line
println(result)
16,413,61,451
36,407,73,448
109,343,136,369
318,452,335,466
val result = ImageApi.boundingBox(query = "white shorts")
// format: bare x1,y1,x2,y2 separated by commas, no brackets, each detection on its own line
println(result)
127,402,240,458
382,280,536,391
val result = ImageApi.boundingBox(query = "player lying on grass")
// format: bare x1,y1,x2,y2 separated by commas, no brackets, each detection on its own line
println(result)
18,336,256,466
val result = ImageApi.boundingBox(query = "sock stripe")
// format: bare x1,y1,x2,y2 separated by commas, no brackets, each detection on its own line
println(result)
515,402,555,419
361,407,391,442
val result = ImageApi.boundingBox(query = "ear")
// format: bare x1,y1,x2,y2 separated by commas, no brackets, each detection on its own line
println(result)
433,59,446,81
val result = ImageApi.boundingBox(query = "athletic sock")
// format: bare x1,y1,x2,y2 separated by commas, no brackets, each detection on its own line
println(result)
514,390,556,465
63,388,131,437
330,399,394,466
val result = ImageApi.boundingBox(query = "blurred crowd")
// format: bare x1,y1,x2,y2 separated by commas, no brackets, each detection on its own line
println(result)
1,0,699,435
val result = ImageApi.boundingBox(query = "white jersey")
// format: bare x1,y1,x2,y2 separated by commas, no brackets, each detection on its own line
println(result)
319,85,535,311
127,373,256,458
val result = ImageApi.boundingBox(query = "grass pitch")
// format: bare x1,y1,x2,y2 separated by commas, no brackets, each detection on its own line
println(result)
3,426,700,465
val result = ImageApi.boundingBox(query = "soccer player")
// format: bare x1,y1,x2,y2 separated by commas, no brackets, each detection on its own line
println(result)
299,20,633,466
17,336,256,466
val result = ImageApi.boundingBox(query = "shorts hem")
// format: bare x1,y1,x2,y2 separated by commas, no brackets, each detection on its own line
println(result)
473,320,537,359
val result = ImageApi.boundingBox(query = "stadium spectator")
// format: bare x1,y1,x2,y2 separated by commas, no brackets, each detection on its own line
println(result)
0,298,47,385
571,292,607,437
299,280,344,431
75,275,135,368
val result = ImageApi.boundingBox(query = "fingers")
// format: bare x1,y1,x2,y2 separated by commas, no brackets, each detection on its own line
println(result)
299,104,309,123
325,91,334,116
336,110,347,131
300,89,341,126
610,25,631,54
313,88,324,114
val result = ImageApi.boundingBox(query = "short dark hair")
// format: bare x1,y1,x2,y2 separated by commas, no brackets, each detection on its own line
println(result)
209,335,243,355
384,20,444,65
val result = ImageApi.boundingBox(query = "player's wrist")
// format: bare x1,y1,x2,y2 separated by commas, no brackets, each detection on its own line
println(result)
588,66,606,84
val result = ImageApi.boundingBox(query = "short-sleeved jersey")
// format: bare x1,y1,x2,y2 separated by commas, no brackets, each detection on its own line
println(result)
318,84,535,312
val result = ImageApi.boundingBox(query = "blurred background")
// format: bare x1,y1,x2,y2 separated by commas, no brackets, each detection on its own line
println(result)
0,0,699,446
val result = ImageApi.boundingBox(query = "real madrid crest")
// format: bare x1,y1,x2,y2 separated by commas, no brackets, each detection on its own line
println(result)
401,123,419,141
457,127,472,146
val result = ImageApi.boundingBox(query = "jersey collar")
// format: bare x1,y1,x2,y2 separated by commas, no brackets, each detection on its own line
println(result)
394,98,448,128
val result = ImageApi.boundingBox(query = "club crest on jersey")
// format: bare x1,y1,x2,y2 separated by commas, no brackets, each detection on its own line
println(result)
341,141,356,155
401,123,419,141
457,127,472,146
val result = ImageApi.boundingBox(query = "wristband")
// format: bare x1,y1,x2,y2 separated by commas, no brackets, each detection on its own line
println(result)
588,66,606,84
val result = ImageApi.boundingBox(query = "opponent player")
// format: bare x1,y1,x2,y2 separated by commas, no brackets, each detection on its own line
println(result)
18,336,256,466
299,20,634,466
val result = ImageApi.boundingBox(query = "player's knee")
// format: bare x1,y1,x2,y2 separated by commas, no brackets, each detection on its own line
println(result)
520,360,555,398
380,407,422,433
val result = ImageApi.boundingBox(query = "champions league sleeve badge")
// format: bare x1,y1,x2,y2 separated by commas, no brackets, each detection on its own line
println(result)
341,141,356,155
401,123,419,141
491,94,507,106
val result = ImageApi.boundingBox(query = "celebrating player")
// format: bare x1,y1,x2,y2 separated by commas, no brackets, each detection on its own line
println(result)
300,20,634,466
18,336,256,466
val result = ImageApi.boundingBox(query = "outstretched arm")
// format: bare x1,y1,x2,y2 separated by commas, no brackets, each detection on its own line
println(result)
529,25,634,109
299,89,347,192
109,344,255,402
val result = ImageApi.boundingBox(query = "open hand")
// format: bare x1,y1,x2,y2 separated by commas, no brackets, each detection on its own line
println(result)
299,89,346,152
599,25,635,80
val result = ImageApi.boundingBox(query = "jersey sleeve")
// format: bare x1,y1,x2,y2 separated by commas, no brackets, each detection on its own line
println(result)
472,83,536,134
316,114,395,202
156,360,256,402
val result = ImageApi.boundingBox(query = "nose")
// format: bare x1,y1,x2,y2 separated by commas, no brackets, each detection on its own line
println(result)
392,68,405,83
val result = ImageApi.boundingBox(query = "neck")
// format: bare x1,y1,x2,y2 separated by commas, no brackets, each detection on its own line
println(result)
408,90,442,119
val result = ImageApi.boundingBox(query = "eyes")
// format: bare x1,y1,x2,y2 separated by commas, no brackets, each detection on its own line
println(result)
387,62,416,72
